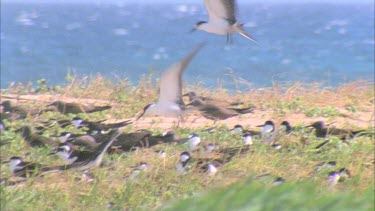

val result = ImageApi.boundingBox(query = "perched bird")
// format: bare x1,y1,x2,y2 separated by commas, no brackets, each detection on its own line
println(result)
192,0,256,43
176,152,192,174
205,135,252,159
154,150,166,158
187,98,254,120
16,126,57,147
48,101,111,114
307,121,366,140
54,132,84,143
4,156,52,178
111,130,176,152
188,134,201,151
138,132,176,148
206,163,219,176
1,100,41,119
279,121,292,134
136,43,205,121
271,143,282,150
50,143,94,165
53,132,100,150
242,133,253,145
258,121,275,137
56,129,121,170
111,130,151,151
176,151,229,176
127,162,148,180
203,143,219,154
230,124,261,136
327,168,352,189
272,177,286,186
70,117,132,134
183,91,243,107
256,120,276,144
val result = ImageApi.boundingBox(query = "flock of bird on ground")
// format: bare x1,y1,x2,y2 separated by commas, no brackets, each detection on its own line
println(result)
1,0,372,189
0,92,370,187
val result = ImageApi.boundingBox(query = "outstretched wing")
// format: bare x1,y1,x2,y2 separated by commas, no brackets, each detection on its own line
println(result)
204,0,237,24
158,43,205,105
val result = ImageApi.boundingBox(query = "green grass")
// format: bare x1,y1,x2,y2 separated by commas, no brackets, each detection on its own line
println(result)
163,179,374,211
1,76,374,210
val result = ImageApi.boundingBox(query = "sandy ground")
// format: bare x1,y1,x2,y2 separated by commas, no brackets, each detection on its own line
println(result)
2,93,373,132
132,110,374,131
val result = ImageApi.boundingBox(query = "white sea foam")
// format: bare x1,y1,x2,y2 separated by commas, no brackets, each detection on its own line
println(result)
329,19,348,26
176,4,197,15
176,4,188,13
153,54,161,60
16,12,35,26
337,28,347,34
188,5,198,15
281,59,291,65
362,39,375,45
153,47,169,60
244,21,257,28
324,19,349,31
113,28,128,36
16,10,40,26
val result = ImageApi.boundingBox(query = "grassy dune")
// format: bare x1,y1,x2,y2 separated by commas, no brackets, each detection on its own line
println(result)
1,75,374,210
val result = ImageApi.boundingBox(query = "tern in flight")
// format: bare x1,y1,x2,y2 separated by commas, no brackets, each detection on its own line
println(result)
192,0,256,44
136,43,205,121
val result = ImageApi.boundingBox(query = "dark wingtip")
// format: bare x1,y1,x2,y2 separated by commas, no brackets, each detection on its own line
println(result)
135,112,145,121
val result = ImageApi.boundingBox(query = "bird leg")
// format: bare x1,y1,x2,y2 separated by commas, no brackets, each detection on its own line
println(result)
226,33,232,45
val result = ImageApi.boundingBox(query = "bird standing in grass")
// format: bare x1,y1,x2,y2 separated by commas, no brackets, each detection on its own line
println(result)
4,156,52,178
176,151,231,176
48,101,111,114
256,120,276,144
16,126,57,147
55,129,121,170
279,121,292,134
1,100,42,119
70,117,132,134
188,134,201,151
186,98,254,120
307,121,366,140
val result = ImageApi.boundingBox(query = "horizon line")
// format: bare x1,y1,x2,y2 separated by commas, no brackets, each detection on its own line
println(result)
2,0,374,4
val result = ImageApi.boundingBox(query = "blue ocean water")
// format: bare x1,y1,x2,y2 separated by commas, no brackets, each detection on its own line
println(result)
1,2,374,89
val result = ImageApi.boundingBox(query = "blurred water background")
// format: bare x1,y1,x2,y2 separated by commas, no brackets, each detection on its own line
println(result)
1,1,374,89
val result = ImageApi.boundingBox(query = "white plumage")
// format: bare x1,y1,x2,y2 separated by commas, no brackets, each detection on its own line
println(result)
136,43,205,120
194,0,256,43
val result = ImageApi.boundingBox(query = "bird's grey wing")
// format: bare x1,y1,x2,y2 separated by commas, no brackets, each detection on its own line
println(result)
204,0,237,24
158,43,205,105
